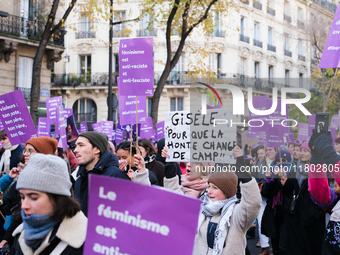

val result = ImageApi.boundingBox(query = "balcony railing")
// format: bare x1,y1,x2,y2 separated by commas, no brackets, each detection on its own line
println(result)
284,49,292,57
267,44,276,52
311,0,337,13
208,30,226,38
239,0,249,5
51,72,119,87
267,8,275,16
137,29,157,37
0,14,65,46
19,87,31,100
297,20,305,28
113,29,129,37
298,54,306,61
253,39,263,48
75,31,96,39
253,2,263,10
239,34,250,43
284,14,292,23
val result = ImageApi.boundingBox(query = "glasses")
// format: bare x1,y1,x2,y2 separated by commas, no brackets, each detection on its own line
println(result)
17,163,25,170
23,149,35,156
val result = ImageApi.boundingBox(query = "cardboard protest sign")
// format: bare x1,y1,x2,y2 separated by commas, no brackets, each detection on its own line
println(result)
140,117,154,139
101,121,114,141
84,175,201,255
57,105,67,151
0,90,36,145
119,38,154,97
37,117,50,137
298,123,309,142
80,122,88,133
156,121,165,140
319,5,340,68
66,115,79,149
46,96,62,134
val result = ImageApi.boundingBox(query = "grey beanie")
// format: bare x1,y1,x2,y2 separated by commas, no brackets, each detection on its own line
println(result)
78,131,108,156
17,154,72,197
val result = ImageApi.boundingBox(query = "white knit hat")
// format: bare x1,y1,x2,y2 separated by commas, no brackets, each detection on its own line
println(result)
17,154,72,197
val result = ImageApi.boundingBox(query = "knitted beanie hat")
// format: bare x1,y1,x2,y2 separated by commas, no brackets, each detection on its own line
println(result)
335,137,340,144
26,136,58,155
274,149,292,162
208,171,238,199
78,131,108,156
300,141,311,153
17,154,72,196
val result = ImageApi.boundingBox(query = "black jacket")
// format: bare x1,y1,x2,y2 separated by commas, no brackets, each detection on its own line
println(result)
74,150,130,216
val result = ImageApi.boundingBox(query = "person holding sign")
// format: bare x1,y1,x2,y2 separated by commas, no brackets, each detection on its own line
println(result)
11,154,87,254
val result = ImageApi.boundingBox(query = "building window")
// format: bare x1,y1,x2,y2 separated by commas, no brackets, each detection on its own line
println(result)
73,98,97,123
240,16,246,36
268,65,273,81
284,1,289,15
114,54,119,73
254,61,260,78
298,40,303,56
170,97,183,111
285,69,290,86
18,56,33,100
254,22,260,41
170,55,185,84
80,55,91,84
299,73,303,88
148,98,152,117
139,11,155,36
114,11,126,34
268,27,273,45
209,11,222,37
240,58,246,74
284,34,289,51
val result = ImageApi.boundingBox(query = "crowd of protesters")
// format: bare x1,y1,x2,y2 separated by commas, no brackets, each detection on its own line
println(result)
0,124,339,255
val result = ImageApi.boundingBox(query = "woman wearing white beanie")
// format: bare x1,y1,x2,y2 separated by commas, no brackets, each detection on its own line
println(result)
10,154,87,255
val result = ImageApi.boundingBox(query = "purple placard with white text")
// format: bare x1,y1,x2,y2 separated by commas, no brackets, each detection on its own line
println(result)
37,117,51,137
63,108,73,119
115,129,125,145
247,96,270,139
57,105,67,151
84,175,201,255
156,121,165,140
319,5,340,68
92,123,103,133
101,121,114,141
118,92,147,125
80,122,88,133
140,117,155,139
119,38,154,96
298,123,309,142
0,90,36,145
308,115,316,137
46,96,62,134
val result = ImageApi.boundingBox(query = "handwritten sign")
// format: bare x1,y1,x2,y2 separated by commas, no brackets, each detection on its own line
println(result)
84,175,201,255
119,38,154,96
0,90,36,145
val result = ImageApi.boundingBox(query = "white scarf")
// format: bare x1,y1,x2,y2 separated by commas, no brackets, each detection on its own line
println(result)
0,143,18,172
197,194,239,255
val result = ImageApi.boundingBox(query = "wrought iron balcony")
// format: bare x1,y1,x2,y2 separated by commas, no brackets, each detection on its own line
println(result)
298,54,306,61
253,39,263,48
51,72,119,87
311,0,336,13
0,14,65,46
284,14,292,23
267,44,276,52
137,29,157,37
284,49,292,57
75,31,96,39
239,0,249,5
267,8,275,16
297,20,305,28
74,112,97,124
113,29,129,37
239,34,250,43
253,2,263,10
207,30,226,38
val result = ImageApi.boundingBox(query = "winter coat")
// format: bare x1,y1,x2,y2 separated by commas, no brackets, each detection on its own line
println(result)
0,145,23,172
11,211,87,255
145,159,165,186
74,150,130,216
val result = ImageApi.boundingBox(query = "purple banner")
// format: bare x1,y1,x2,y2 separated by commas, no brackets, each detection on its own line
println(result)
66,115,79,149
37,117,50,137
156,121,165,140
84,175,201,255
140,117,155,139
119,38,154,97
319,5,340,68
308,114,316,137
115,129,125,145
330,114,339,130
57,105,67,151
80,122,88,133
0,90,36,145
46,96,62,135
92,123,103,133
63,108,73,119
118,91,147,125
298,123,309,143
101,121,114,141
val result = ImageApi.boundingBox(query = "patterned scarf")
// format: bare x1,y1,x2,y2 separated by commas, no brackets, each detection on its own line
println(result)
21,210,58,252
144,155,156,164
198,194,239,255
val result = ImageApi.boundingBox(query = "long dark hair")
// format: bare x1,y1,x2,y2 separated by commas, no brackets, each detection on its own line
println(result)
47,194,81,221
138,139,156,156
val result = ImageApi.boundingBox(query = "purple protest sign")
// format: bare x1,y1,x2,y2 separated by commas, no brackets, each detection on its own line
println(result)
63,108,73,119
92,123,103,133
156,121,165,140
330,114,339,130
0,119,4,130
247,96,270,138
115,129,125,145
308,115,316,137
319,5,340,68
66,115,79,149
37,117,50,137
46,96,62,134
85,175,201,255
119,38,154,97
298,123,309,143
112,130,116,141
57,105,67,151
140,117,155,139
101,121,114,141
80,122,88,133
118,89,147,125
0,90,36,145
